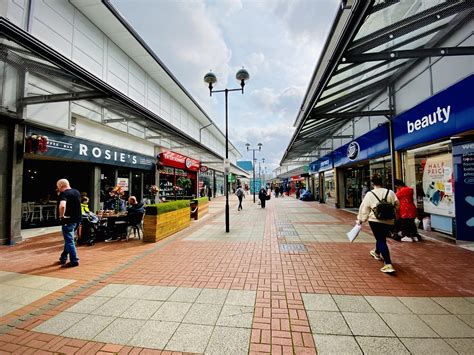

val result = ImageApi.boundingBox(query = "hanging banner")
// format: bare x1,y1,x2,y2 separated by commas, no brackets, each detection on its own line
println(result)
422,153,455,217
453,140,474,241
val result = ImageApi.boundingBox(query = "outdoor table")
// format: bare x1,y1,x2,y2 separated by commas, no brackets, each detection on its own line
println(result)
97,211,128,239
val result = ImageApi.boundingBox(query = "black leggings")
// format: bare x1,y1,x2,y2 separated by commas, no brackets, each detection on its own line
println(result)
369,222,392,265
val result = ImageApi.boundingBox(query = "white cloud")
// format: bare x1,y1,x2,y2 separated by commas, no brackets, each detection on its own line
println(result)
112,0,339,172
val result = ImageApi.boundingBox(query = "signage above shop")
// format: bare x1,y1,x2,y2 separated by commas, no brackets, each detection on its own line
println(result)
333,124,390,168
159,151,200,171
347,141,360,160
309,154,333,173
199,166,209,173
393,75,473,150
25,127,155,170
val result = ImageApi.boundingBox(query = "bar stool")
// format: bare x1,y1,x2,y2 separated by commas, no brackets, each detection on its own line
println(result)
27,202,42,222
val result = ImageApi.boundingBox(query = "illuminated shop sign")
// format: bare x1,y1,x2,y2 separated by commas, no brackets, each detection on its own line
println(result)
158,151,200,171
394,75,473,150
25,127,154,170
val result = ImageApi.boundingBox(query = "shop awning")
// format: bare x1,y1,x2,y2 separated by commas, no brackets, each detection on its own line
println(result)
0,18,248,178
281,0,473,166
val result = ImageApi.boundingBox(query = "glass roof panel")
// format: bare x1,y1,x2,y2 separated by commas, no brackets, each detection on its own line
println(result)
366,14,455,53
355,0,446,41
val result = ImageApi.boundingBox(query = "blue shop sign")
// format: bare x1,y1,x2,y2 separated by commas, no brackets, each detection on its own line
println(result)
333,124,390,167
453,140,474,241
310,154,334,173
394,75,474,150
25,127,155,170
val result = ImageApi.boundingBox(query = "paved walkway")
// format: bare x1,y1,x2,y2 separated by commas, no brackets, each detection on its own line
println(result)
0,196,473,354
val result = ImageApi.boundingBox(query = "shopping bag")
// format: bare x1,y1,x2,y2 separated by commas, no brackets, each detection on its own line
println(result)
346,224,362,242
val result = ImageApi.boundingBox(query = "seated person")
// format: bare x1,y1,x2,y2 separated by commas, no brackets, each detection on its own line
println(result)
81,196,90,214
127,196,144,225
104,191,126,212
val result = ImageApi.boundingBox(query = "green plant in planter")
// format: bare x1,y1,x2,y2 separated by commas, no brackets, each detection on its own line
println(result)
194,197,209,204
177,177,192,190
145,200,190,215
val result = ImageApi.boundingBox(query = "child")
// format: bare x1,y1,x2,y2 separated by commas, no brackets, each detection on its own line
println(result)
81,196,90,214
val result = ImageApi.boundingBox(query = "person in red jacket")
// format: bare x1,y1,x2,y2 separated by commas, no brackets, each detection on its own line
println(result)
394,179,421,242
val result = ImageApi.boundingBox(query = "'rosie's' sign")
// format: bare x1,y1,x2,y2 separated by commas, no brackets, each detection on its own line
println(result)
25,127,154,170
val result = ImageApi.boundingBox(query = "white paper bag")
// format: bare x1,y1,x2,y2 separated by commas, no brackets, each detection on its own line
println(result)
347,224,362,242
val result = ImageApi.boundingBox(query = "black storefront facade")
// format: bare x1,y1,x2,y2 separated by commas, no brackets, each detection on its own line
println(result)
22,127,155,229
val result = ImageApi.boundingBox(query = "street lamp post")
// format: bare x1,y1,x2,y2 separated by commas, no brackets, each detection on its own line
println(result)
246,143,262,203
204,68,250,233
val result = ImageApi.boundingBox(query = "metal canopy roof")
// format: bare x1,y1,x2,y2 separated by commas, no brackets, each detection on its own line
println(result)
0,21,249,178
281,0,473,166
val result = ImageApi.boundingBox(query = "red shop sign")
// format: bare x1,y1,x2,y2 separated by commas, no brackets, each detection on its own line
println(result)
159,151,200,171
200,166,209,173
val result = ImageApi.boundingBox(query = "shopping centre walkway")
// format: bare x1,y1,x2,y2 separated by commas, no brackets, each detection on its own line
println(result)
1,196,473,354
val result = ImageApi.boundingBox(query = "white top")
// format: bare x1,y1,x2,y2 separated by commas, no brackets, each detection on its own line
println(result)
357,187,400,225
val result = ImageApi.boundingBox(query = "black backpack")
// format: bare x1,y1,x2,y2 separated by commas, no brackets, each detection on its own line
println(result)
370,189,396,220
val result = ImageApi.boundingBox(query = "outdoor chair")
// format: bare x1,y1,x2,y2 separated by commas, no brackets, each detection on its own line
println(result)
126,211,145,241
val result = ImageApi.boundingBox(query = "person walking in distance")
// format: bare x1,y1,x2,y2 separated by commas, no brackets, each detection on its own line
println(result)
259,187,267,208
57,179,81,268
236,185,245,211
357,175,399,273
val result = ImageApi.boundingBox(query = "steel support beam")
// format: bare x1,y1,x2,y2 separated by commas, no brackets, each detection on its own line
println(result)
103,117,145,124
19,90,105,106
308,110,393,121
344,46,474,63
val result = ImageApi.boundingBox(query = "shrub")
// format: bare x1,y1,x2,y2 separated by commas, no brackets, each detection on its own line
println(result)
194,197,209,205
145,200,191,215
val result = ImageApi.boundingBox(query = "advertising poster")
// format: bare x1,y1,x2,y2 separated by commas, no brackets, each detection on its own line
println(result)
116,178,129,191
453,141,474,241
422,154,454,217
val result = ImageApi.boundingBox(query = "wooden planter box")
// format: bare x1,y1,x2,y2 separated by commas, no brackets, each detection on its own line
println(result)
143,207,191,243
197,200,209,219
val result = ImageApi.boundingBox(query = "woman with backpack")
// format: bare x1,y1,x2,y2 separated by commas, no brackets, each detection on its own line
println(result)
357,175,400,274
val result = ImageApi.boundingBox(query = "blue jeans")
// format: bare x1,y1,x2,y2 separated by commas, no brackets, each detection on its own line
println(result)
369,221,392,265
60,223,79,263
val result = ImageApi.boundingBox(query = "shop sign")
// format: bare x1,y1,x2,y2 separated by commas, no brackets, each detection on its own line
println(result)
228,173,236,182
333,124,389,167
309,154,334,173
200,166,209,173
394,75,474,150
250,178,261,193
25,127,155,170
422,153,455,217
453,140,474,241
159,151,200,171
347,141,360,160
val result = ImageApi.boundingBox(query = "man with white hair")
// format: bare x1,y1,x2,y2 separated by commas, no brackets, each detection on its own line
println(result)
56,178,81,268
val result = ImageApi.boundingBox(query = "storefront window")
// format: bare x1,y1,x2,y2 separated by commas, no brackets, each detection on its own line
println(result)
402,141,454,234
100,166,116,204
370,158,392,189
143,171,155,203
131,171,142,201
117,169,130,200
324,171,336,205
215,172,224,196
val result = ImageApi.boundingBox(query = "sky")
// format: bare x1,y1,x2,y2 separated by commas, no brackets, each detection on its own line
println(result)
113,0,339,174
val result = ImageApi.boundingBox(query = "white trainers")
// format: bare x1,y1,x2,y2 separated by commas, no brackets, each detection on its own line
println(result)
401,236,413,242
380,264,396,273
370,249,382,261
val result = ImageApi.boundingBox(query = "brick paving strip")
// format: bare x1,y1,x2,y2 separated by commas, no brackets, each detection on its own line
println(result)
0,197,473,354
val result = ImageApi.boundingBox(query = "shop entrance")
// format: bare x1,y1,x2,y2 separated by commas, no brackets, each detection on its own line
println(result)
22,159,93,229
344,166,370,208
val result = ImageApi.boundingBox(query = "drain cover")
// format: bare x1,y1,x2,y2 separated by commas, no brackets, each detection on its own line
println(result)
279,243,307,253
